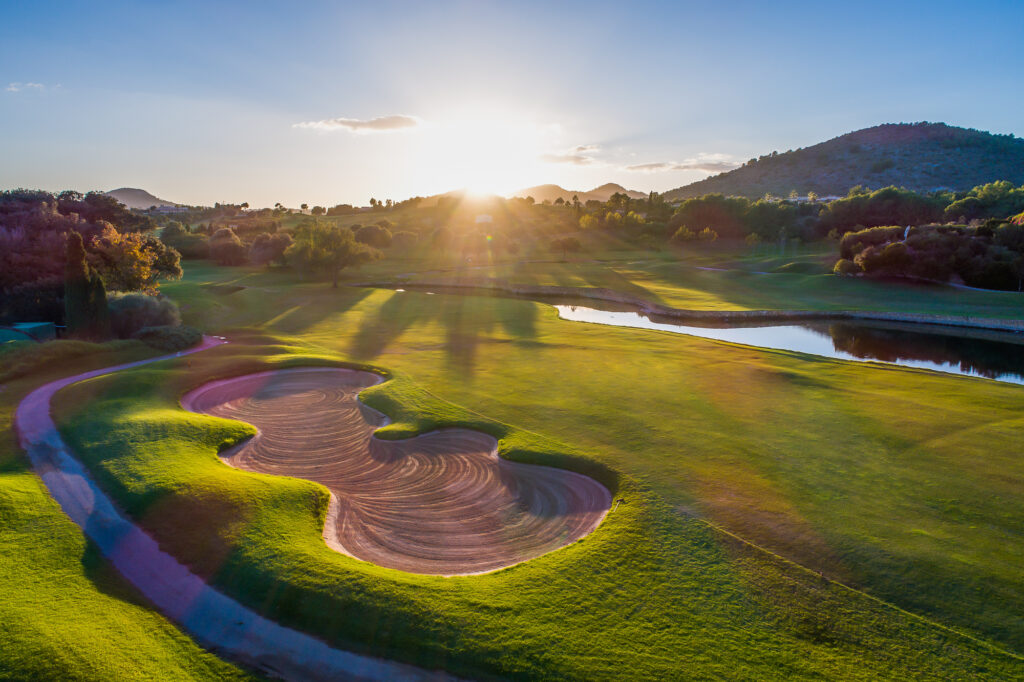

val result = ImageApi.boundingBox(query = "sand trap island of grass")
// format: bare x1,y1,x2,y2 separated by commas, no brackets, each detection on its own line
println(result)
182,367,611,575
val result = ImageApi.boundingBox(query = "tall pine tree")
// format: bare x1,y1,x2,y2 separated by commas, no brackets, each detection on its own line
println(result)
64,232,111,339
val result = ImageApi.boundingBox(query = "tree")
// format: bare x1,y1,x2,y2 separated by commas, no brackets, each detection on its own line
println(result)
64,232,110,339
300,203,309,211
209,228,248,265
87,223,182,294
311,205,326,216
550,236,581,259
608,192,630,210
286,222,381,287
249,232,294,266
355,224,392,248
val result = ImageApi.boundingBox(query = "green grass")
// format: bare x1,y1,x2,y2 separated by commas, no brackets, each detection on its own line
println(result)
308,236,1024,319
0,341,255,681
44,260,1024,679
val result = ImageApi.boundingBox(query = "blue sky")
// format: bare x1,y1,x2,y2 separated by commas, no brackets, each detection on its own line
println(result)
2,0,1023,207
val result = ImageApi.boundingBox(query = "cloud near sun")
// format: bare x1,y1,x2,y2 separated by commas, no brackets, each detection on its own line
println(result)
293,114,421,133
540,144,601,166
539,146,739,174
626,153,740,173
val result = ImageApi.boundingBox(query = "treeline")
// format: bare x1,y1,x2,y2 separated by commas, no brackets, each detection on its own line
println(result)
160,217,411,268
834,219,1024,290
1,189,180,324
1,189,199,349
568,182,1024,246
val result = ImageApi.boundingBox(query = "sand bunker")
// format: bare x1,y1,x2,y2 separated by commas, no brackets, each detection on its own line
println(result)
182,367,610,575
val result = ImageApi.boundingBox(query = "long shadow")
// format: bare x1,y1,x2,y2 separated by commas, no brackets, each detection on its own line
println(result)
264,286,375,336
348,290,433,361
348,289,539,378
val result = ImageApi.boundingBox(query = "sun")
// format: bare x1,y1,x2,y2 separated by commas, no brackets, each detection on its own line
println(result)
411,106,555,196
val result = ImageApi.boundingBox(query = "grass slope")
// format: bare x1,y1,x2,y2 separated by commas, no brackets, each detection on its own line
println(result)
0,341,254,681
46,264,1024,679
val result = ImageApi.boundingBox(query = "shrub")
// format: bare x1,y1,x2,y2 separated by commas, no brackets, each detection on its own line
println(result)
249,232,294,266
994,223,1024,252
161,222,187,240
839,225,904,259
391,231,418,249
132,324,202,352
550,237,582,256
870,158,895,173
355,224,393,248
108,293,181,339
856,242,912,274
698,228,718,242
0,281,63,325
162,229,209,259
833,259,861,276
209,228,247,265
670,226,696,242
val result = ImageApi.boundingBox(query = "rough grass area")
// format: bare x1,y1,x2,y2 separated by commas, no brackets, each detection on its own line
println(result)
0,342,254,681
47,264,1024,679
0,338,145,383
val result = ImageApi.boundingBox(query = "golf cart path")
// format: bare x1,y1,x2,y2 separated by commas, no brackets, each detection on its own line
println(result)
13,337,454,682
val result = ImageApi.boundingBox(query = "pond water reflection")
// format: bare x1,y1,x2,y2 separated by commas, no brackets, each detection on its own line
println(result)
555,305,1024,385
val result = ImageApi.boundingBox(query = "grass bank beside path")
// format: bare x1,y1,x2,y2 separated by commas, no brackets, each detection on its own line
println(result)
45,265,1024,679
0,340,255,681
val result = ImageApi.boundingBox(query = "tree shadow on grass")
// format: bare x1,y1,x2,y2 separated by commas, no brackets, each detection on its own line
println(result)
260,286,376,336
347,290,538,378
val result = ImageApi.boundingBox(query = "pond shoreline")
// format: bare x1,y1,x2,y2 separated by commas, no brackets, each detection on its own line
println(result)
350,279,1024,334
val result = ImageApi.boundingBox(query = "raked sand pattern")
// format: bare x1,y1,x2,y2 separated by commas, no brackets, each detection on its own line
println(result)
182,367,610,575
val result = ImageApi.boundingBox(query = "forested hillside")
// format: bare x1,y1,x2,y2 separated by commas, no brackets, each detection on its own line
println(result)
665,123,1024,200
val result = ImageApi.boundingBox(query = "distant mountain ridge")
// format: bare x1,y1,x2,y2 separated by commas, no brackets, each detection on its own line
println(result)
105,187,180,210
663,122,1024,201
511,182,647,204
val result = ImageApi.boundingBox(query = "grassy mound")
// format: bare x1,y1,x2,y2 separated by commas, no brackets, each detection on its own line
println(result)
0,342,254,680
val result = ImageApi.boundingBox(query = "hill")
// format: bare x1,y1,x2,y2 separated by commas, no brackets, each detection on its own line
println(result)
664,122,1024,200
512,182,647,203
105,187,180,210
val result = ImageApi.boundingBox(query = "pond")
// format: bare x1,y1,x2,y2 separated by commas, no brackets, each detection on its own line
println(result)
555,305,1024,385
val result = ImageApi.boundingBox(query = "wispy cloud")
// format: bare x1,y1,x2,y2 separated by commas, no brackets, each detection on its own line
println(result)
540,144,601,166
293,114,421,133
625,153,740,173
6,82,47,93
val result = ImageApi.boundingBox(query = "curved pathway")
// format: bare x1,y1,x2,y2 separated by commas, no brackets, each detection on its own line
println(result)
14,338,454,681
182,368,610,575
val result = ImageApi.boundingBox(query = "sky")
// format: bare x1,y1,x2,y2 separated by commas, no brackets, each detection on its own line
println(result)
2,0,1023,208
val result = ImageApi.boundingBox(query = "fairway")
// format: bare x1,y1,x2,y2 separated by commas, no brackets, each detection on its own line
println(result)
37,260,1024,679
